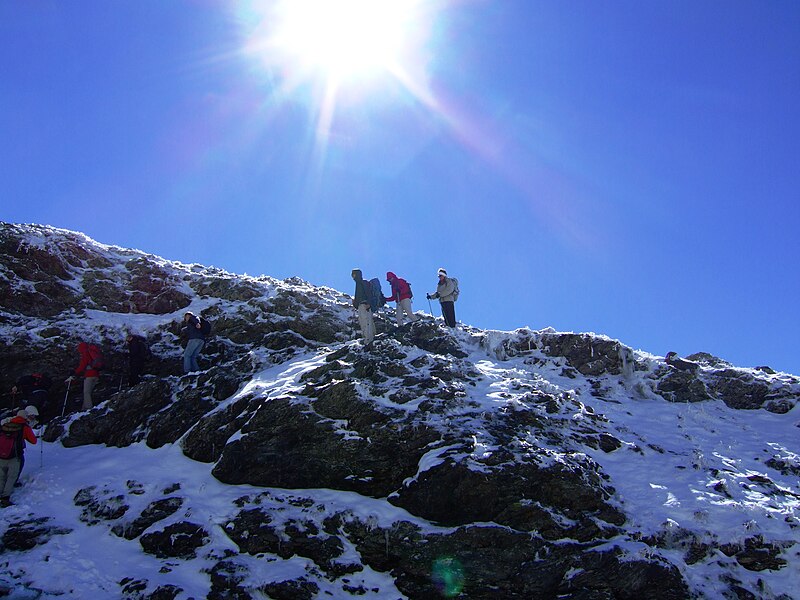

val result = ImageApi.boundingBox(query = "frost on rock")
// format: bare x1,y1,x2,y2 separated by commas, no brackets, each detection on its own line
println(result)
0,222,798,600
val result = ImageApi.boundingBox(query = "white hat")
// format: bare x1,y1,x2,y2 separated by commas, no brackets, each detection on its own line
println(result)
25,406,39,417
437,268,447,277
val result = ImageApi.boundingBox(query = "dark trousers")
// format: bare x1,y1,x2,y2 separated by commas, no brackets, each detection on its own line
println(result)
441,301,456,327
129,360,145,386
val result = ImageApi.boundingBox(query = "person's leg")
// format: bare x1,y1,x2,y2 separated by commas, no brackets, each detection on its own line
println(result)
395,302,403,326
191,340,205,371
0,463,8,503
14,455,25,485
183,344,193,373
358,304,375,345
184,339,204,373
83,377,98,410
366,311,375,343
400,298,418,323
129,367,138,386
441,301,456,327
1,459,20,502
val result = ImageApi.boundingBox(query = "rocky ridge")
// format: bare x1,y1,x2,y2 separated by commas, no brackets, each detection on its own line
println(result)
1,222,799,599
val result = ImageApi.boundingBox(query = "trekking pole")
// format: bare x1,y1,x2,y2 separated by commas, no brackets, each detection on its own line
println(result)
10,389,18,411
39,423,44,468
427,297,433,316
118,372,124,393
61,378,72,417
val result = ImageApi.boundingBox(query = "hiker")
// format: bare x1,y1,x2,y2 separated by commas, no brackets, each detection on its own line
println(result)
181,312,209,373
11,373,52,411
427,268,458,327
66,342,103,410
126,332,149,386
666,352,699,373
12,406,38,487
385,271,419,327
0,407,37,507
351,269,375,346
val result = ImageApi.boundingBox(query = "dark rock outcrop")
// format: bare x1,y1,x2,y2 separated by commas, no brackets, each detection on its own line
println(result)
1,223,798,600
140,521,209,559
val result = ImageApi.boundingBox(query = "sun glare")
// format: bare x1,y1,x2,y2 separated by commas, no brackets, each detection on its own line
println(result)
277,0,407,78
237,0,442,173
248,0,422,84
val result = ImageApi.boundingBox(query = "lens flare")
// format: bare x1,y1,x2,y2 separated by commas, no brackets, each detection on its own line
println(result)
432,556,465,597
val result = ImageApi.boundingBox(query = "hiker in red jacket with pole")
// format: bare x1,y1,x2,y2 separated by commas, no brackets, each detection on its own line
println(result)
66,342,103,410
385,272,419,327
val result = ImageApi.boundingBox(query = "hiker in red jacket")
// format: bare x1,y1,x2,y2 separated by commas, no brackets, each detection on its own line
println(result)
66,342,103,410
0,408,38,507
385,272,419,327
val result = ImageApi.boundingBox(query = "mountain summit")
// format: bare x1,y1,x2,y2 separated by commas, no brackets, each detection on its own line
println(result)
0,222,798,599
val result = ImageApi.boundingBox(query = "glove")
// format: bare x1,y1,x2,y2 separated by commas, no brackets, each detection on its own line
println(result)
426,294,432,300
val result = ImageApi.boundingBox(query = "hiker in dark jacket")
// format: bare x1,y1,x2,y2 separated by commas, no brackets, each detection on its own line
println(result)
427,268,457,327
126,333,149,386
66,342,102,410
181,312,206,373
385,271,419,327
0,408,37,507
12,373,52,411
351,269,375,346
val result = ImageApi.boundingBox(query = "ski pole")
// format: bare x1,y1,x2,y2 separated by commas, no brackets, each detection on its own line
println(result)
61,378,72,417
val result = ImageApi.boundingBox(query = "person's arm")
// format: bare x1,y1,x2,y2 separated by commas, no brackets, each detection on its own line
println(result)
23,425,37,445
384,282,398,302
74,353,90,376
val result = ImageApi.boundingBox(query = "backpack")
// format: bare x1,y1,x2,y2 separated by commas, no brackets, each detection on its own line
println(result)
451,278,460,302
396,278,412,299
88,345,104,371
0,423,21,460
32,373,52,390
367,278,386,312
199,317,212,337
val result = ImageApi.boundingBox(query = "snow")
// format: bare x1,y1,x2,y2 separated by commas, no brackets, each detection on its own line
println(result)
1,224,799,598
3,440,433,598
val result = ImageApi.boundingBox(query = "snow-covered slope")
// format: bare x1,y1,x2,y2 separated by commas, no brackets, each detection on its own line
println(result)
1,223,798,599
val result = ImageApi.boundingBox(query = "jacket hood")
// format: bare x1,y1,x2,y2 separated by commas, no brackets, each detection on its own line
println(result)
386,271,396,281
78,342,88,352
351,269,363,281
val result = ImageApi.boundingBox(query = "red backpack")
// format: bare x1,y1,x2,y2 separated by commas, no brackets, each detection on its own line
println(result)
396,278,412,299
0,422,21,460
88,344,105,371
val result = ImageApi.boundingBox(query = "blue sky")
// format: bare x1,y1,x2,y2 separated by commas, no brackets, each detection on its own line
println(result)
2,1,799,373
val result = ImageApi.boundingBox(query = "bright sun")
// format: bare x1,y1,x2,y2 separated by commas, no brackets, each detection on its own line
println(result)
238,0,440,162
246,0,426,85
275,0,410,79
